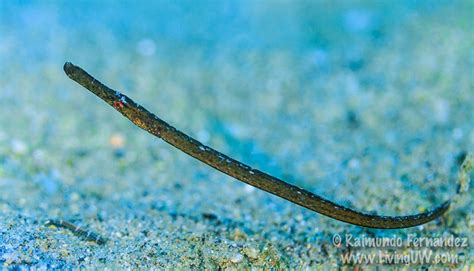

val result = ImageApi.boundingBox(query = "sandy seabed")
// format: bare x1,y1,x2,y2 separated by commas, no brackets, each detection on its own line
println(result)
0,1,473,269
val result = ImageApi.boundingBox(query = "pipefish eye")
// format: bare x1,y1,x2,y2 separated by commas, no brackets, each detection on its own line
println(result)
63,62,452,229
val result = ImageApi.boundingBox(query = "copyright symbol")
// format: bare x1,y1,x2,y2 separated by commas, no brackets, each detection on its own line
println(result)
333,234,342,248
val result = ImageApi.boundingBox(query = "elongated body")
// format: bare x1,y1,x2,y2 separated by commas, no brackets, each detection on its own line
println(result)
64,62,450,229
45,219,106,245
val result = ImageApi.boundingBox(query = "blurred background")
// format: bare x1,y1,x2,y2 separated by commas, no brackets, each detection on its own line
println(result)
0,1,473,269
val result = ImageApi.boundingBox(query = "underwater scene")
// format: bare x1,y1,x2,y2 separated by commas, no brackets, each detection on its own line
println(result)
0,1,473,269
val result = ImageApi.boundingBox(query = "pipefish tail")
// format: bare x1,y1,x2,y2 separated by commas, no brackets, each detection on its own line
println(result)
63,62,450,229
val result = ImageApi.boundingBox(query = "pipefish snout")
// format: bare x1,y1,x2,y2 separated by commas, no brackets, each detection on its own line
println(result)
63,62,452,229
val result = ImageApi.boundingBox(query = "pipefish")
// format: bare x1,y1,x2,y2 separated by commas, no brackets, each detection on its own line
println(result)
45,219,107,245
63,62,450,229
